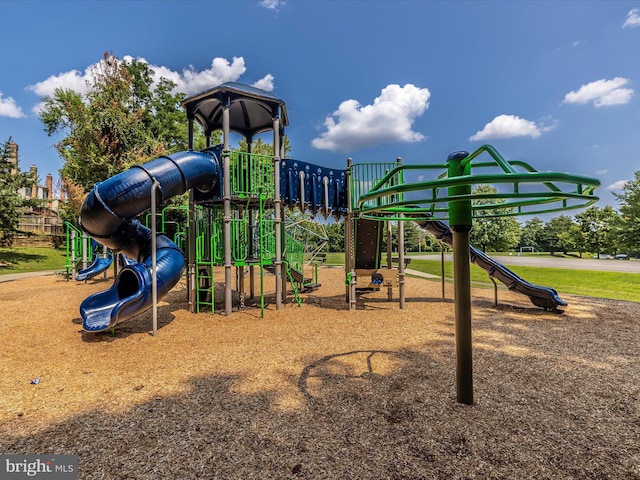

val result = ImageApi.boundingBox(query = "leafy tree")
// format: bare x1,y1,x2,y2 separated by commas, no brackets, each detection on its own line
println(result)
469,185,521,252
605,212,626,255
614,171,640,252
237,136,292,157
56,178,86,227
540,215,576,255
0,138,35,246
519,217,544,251
41,53,161,187
382,220,438,252
573,205,620,257
326,220,345,252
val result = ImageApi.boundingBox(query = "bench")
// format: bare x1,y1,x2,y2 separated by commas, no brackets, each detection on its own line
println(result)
314,253,327,264
391,257,412,268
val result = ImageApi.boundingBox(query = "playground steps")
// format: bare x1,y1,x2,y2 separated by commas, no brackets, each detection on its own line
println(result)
262,264,320,292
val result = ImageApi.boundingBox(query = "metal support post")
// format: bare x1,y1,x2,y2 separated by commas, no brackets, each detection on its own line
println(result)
223,106,233,316
448,151,474,405
345,158,354,304
386,220,393,301
187,116,197,313
273,116,283,310
82,233,88,271
440,242,446,301
151,180,160,337
452,225,473,404
398,213,406,309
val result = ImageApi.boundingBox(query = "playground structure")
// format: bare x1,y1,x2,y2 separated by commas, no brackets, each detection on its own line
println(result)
74,82,600,404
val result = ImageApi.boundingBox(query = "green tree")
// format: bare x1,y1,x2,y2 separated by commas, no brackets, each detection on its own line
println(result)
469,185,521,252
237,136,292,157
326,220,345,252
519,217,544,251
614,171,640,252
540,215,576,255
0,138,36,246
41,53,160,187
573,205,620,258
382,220,437,252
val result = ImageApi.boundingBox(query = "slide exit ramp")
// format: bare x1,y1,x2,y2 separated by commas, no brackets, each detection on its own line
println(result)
75,239,114,281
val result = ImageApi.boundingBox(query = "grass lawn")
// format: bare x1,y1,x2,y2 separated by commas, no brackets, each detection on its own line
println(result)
3,247,638,303
408,259,640,303
311,253,640,303
0,246,67,275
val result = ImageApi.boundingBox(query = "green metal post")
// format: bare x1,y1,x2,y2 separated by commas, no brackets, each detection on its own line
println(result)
396,157,406,310
448,150,474,405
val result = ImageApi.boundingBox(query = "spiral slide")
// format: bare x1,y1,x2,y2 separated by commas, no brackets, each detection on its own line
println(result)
78,150,220,332
413,219,567,310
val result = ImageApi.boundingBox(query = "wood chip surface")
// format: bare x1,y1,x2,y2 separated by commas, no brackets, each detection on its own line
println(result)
0,267,638,479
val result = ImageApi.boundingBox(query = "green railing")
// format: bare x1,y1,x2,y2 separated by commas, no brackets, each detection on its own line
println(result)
350,161,404,210
230,151,275,198
258,219,276,262
285,233,305,274
230,218,249,263
64,222,92,279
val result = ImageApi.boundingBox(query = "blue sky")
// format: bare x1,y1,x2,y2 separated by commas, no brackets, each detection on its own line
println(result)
0,0,639,210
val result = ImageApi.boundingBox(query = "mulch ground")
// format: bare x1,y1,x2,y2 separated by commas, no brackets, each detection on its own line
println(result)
0,267,639,479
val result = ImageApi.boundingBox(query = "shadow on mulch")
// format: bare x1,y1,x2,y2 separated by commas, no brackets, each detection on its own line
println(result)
3,338,638,480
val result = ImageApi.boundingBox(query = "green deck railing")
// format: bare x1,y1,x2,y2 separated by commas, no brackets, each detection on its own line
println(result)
230,151,275,198
285,233,305,275
350,161,404,211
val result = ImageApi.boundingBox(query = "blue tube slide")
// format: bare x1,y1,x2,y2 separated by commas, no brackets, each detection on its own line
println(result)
78,150,220,332
414,219,567,310
75,239,114,281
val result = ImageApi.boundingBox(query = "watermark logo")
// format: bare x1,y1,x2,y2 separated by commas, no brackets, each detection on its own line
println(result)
0,455,77,479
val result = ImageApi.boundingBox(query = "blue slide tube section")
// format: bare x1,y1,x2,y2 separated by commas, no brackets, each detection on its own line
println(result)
415,219,567,310
78,150,220,332
75,251,114,281
75,239,114,281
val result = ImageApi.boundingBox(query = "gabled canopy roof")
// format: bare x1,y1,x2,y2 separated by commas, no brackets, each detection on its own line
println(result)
181,82,289,140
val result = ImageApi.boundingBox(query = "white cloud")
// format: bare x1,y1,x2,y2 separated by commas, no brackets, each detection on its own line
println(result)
562,77,634,107
311,84,431,152
178,57,247,95
259,0,285,10
27,55,274,106
623,8,640,28
606,180,628,191
27,67,92,98
252,74,275,92
595,169,607,175
469,114,555,141
0,91,26,118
